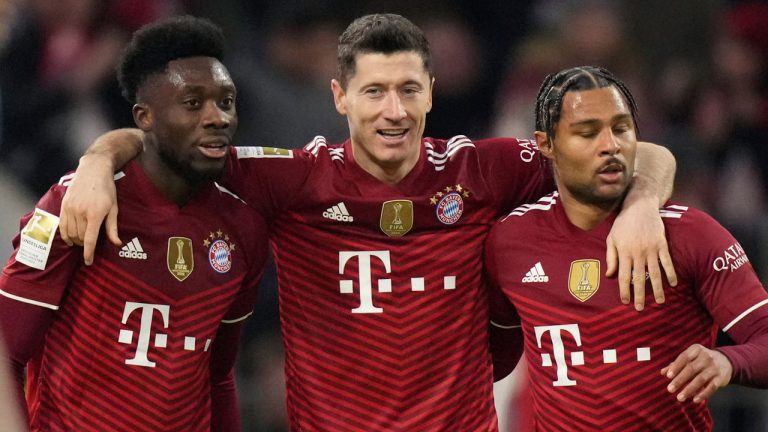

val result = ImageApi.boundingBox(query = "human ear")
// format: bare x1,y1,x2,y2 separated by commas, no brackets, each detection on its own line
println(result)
331,79,347,115
132,104,152,131
535,131,554,160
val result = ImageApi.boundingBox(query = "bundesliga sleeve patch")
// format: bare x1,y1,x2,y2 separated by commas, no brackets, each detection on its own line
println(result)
235,146,293,159
17,208,59,270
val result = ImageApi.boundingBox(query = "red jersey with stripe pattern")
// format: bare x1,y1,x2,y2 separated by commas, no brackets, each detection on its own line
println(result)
485,192,768,432
226,135,551,431
0,161,268,432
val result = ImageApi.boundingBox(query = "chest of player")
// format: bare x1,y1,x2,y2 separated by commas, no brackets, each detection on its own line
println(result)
285,167,500,239
96,206,249,299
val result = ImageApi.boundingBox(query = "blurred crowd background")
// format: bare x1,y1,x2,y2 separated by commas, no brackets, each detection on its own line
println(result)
0,0,767,430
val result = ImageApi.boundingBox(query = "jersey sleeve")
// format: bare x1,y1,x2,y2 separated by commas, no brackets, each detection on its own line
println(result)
220,207,269,323
475,137,555,213
485,223,524,381
1,185,82,309
671,207,768,386
222,145,315,221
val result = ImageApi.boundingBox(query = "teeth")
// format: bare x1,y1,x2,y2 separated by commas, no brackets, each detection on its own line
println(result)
379,130,406,136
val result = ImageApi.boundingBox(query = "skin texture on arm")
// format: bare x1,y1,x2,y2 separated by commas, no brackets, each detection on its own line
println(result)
59,128,144,264
606,141,678,311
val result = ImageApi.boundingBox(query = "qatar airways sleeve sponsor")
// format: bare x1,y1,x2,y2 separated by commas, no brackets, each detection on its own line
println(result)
712,242,750,273
516,138,540,163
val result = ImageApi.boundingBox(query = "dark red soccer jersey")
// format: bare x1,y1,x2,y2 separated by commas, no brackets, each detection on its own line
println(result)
226,136,551,431
485,193,768,431
0,162,268,431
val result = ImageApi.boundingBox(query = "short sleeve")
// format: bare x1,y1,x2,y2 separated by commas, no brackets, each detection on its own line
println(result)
671,207,768,336
475,138,554,213
1,185,81,309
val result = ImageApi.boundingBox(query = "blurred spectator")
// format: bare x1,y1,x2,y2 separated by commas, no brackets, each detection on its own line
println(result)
688,1,768,281
0,0,179,196
492,0,656,139
228,3,348,148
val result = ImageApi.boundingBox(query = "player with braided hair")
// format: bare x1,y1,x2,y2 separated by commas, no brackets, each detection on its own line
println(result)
488,66,768,431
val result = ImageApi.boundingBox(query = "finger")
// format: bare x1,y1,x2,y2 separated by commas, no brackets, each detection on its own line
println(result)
632,258,647,311
605,238,618,277
646,254,665,304
606,242,630,306
59,209,73,246
678,365,718,403
692,381,720,404
666,345,701,380
106,204,121,246
77,213,87,247
82,219,101,266
618,255,633,308
659,248,678,287
69,210,84,247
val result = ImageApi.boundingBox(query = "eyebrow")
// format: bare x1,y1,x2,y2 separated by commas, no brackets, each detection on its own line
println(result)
569,113,632,127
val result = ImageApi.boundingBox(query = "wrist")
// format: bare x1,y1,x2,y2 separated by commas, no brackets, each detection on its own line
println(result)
624,174,663,209
80,152,117,174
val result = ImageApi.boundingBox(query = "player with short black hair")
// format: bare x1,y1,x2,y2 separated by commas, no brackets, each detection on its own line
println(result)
0,15,268,431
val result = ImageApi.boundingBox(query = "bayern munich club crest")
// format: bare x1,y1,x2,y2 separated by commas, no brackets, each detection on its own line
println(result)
203,230,234,273
431,184,470,225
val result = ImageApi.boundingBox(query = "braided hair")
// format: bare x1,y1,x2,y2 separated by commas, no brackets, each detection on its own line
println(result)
535,66,638,140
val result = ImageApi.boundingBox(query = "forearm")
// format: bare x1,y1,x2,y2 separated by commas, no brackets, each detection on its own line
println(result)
625,142,676,209
82,128,144,172
0,295,55,425
718,327,768,388
210,323,243,432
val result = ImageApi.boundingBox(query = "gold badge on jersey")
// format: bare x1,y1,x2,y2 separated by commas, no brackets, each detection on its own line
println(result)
380,200,413,237
167,237,194,281
568,259,600,302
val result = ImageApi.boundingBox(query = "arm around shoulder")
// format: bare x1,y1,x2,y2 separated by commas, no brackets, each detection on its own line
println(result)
59,128,145,264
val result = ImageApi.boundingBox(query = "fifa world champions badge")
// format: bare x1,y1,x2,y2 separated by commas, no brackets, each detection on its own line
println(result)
380,200,413,237
167,237,194,281
203,229,234,273
430,184,470,225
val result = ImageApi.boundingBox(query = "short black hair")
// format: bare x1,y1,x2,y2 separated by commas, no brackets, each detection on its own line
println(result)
535,66,639,140
117,15,225,104
337,13,432,89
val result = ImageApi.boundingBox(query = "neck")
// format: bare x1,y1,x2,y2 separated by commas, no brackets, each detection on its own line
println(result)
350,142,420,186
137,148,202,207
558,188,622,231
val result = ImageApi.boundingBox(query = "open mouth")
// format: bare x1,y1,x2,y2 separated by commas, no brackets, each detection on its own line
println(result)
198,139,229,158
377,129,408,139
597,162,625,182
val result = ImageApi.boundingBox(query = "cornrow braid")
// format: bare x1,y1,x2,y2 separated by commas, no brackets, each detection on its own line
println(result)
534,66,639,140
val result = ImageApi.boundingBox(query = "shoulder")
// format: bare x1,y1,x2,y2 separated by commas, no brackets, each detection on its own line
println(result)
500,191,559,223
660,202,719,232
662,202,744,265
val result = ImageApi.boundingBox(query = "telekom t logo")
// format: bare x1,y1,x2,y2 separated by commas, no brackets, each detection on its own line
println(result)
535,324,651,387
117,302,212,367
338,250,457,313
339,251,392,313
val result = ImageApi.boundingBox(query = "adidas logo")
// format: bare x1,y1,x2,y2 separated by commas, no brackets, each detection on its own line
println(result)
323,202,354,222
119,237,147,260
522,261,549,283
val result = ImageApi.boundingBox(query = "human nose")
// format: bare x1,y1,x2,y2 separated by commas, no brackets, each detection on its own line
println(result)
382,91,406,121
598,129,621,155
202,101,231,129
